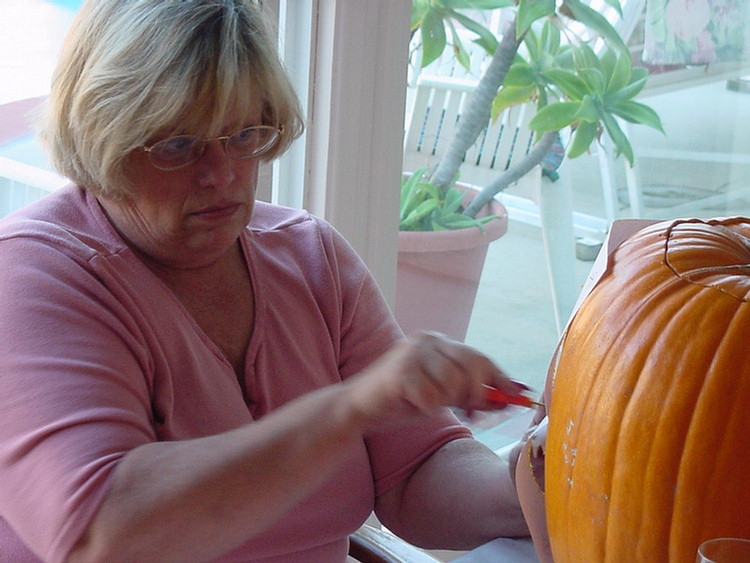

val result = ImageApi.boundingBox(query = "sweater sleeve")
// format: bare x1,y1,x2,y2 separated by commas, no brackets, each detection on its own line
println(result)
0,232,157,563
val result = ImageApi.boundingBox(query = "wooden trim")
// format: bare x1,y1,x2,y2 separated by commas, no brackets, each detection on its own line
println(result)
304,0,411,305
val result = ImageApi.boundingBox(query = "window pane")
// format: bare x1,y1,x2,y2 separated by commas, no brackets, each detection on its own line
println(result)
0,1,81,105
399,1,750,407
0,1,82,212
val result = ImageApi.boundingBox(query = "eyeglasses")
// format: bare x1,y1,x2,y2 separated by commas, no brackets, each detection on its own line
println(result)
141,125,283,170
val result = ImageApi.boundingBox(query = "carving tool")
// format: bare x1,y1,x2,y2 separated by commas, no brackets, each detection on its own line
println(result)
483,384,543,409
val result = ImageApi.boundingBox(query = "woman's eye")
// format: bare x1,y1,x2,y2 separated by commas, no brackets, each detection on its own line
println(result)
155,136,198,156
232,129,258,147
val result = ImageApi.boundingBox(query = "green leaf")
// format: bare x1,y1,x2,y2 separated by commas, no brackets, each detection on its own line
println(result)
443,187,466,214
629,66,648,83
601,113,634,165
538,50,558,73
517,0,556,37
543,69,589,99
504,62,536,88
574,94,599,122
492,85,535,118
451,11,499,55
598,48,618,83
536,86,549,109
567,120,599,158
610,82,646,104
447,21,472,72
540,19,561,55
404,199,439,226
478,215,498,225
529,101,580,131
606,52,632,93
400,171,495,231
553,44,575,68
608,67,648,101
419,9,447,68
562,0,629,57
522,25,542,62
444,0,514,8
454,45,472,73
572,42,600,71
411,0,429,30
438,215,489,230
400,169,426,217
611,100,665,132
579,68,607,95
420,180,442,201
602,0,623,18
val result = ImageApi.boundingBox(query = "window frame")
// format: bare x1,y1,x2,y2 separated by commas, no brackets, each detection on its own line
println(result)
267,0,411,306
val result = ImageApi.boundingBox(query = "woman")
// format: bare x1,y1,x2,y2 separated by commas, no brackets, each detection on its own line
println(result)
0,1,529,562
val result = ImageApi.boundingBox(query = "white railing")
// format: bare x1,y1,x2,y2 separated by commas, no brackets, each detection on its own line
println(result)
0,156,67,217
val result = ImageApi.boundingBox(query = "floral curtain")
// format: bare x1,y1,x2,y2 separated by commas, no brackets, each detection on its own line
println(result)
644,0,750,64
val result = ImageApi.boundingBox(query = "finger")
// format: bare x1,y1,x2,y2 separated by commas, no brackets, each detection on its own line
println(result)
486,373,533,397
427,340,507,409
411,333,474,389
414,336,487,407
409,333,531,411
387,335,462,412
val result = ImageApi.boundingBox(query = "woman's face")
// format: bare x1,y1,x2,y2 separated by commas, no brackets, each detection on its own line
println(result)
99,114,261,270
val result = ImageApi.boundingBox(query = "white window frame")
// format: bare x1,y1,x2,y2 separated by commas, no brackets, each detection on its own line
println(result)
266,0,411,306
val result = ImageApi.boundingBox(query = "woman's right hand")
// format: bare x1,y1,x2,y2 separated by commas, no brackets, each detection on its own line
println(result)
344,331,526,433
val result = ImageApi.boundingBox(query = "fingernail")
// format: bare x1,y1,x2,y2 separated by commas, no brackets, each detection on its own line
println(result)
511,378,532,391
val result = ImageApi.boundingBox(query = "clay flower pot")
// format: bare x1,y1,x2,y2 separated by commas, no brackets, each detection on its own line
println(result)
394,186,507,342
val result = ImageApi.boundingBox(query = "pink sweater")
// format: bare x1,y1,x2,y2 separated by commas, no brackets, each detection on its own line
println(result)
0,186,470,563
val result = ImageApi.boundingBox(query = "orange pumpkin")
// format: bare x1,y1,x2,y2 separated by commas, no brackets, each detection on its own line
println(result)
545,217,750,563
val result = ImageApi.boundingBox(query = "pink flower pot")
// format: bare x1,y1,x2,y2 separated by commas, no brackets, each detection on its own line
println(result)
395,188,508,342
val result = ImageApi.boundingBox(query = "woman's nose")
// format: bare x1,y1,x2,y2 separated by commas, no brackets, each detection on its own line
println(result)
194,140,236,188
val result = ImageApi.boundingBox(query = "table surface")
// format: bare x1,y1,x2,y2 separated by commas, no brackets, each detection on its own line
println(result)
453,537,539,563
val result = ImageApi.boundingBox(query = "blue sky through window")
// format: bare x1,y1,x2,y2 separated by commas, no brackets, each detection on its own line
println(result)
47,0,83,10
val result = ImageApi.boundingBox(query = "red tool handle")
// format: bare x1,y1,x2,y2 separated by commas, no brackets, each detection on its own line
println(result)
483,385,542,409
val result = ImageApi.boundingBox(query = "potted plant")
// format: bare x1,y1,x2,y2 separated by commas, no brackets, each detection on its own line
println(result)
396,168,508,341
395,0,664,339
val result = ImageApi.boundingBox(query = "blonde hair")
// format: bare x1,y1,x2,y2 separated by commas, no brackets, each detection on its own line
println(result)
40,0,304,196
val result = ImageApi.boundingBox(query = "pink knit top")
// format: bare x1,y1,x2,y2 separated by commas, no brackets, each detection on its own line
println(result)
0,186,470,563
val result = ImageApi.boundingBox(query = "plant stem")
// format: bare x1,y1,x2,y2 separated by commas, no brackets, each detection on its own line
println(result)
427,18,523,193
462,129,559,218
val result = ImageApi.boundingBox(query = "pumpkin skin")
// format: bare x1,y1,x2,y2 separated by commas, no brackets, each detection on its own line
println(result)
545,217,750,563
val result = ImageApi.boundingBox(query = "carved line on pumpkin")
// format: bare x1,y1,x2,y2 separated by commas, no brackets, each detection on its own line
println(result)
663,218,750,302
528,421,547,494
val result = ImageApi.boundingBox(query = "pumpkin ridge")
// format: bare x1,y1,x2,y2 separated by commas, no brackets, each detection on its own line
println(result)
637,289,732,561
547,314,609,562
547,231,666,562
604,283,708,562
550,273,671,562
671,302,750,560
